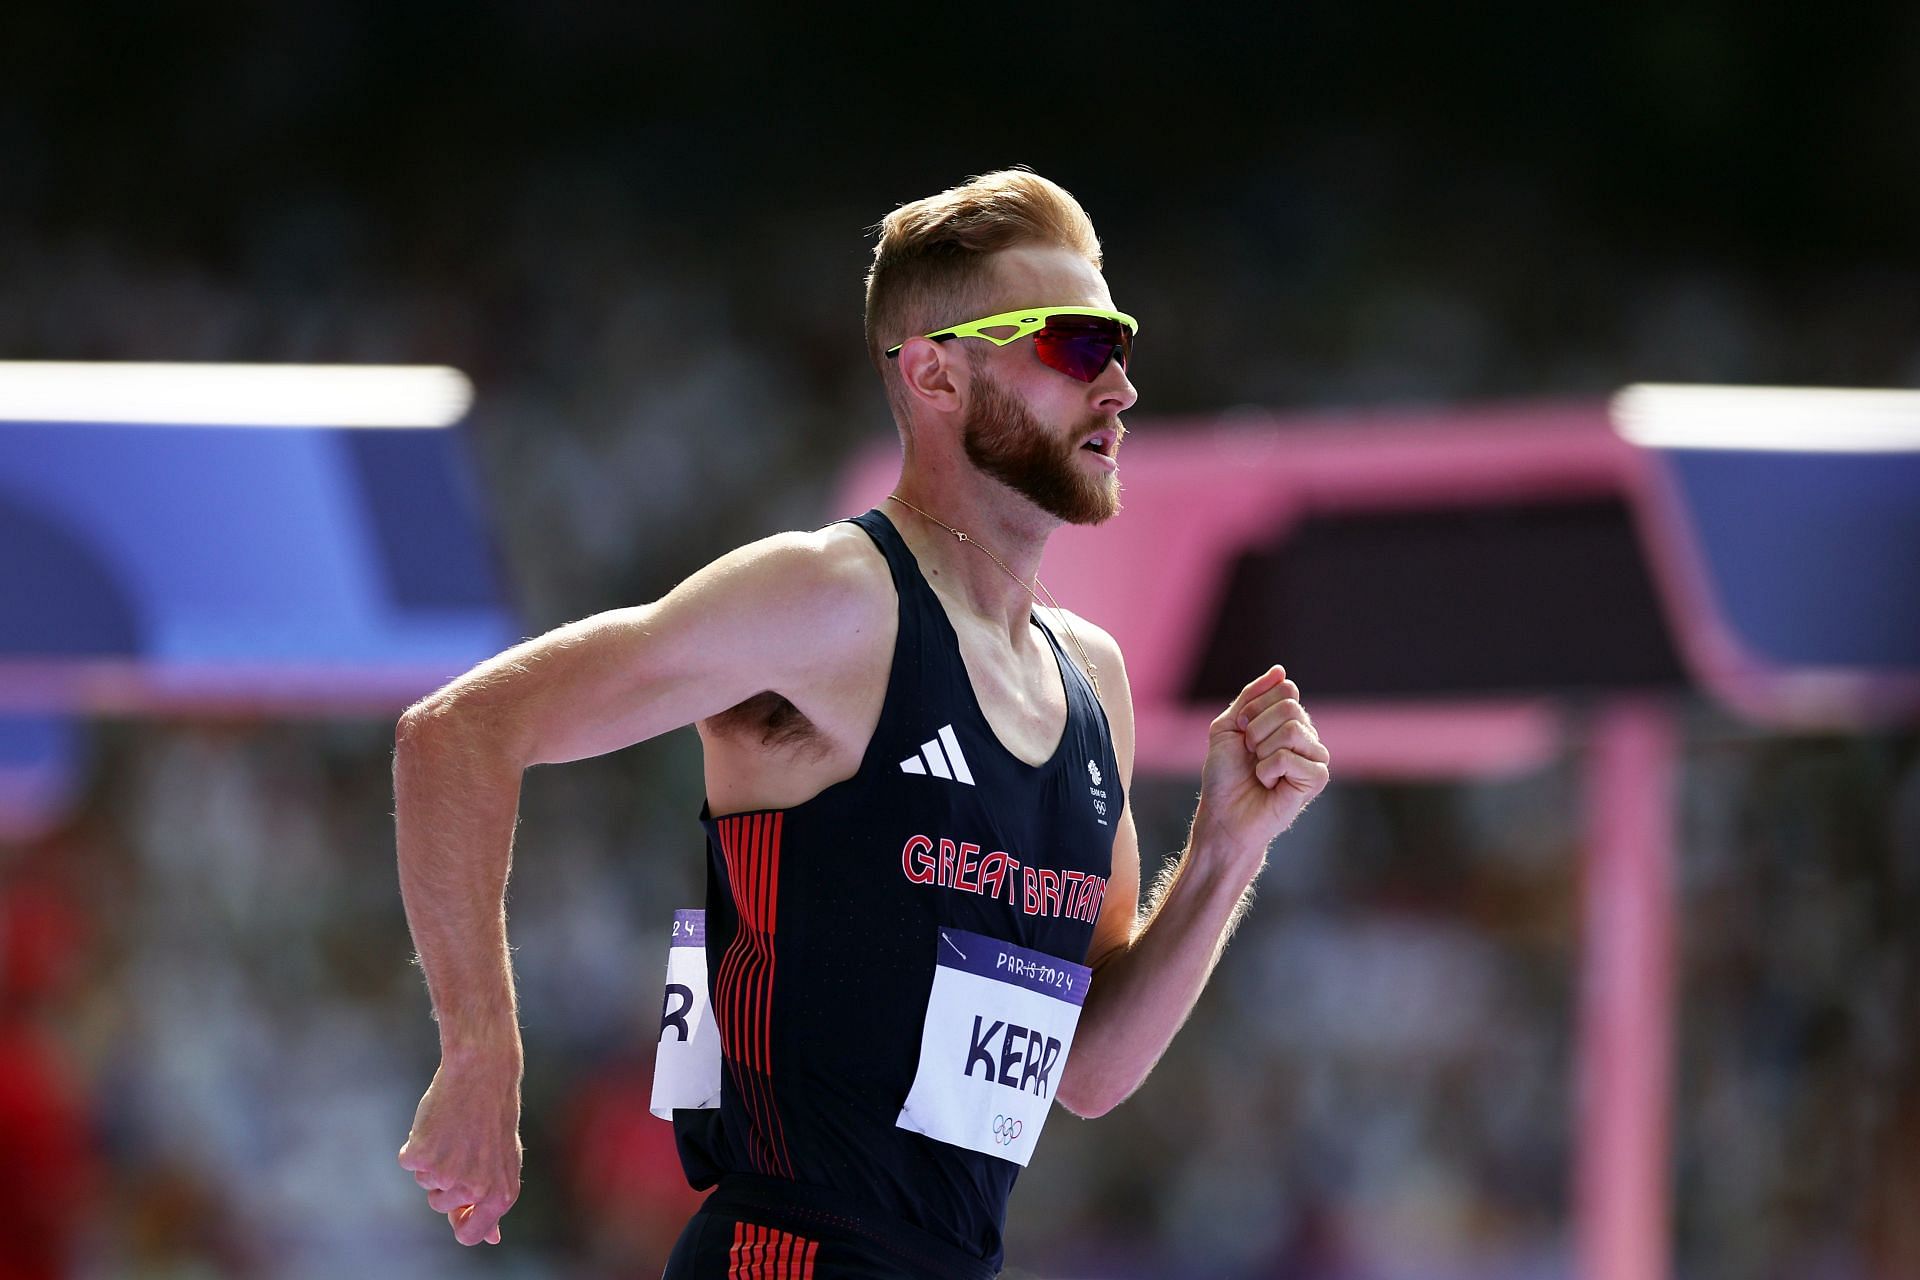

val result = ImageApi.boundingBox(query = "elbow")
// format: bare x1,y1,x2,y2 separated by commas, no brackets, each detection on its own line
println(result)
396,690,509,755
394,704,427,748
1055,1068,1127,1120
1059,1089,1121,1120
1060,1093,1115,1120
395,698,452,752
1054,1023,1141,1118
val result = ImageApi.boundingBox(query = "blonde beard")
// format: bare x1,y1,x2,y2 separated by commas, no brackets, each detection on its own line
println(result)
961,370,1121,525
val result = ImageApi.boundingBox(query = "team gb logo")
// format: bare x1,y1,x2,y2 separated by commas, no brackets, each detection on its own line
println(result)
1087,760,1102,787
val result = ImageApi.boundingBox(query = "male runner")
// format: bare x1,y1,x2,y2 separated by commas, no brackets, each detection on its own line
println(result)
394,169,1330,1277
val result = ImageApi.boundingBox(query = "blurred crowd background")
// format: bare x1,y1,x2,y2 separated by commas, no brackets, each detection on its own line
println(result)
1,5,1917,1278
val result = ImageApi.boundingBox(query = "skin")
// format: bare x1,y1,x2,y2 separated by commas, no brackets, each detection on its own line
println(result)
392,242,1331,1247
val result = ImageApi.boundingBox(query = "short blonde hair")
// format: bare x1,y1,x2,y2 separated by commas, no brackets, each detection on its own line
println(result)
863,169,1103,387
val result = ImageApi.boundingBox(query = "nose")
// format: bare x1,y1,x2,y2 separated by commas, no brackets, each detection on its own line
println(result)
1092,349,1138,414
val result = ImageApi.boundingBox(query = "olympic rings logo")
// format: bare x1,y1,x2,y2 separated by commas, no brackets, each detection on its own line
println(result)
992,1114,1023,1145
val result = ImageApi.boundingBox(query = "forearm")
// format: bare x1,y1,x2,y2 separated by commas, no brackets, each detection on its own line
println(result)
1057,809,1264,1117
394,710,528,1067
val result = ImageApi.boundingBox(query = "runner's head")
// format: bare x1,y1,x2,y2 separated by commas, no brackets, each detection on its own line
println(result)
866,168,1101,355
866,169,1114,418
865,170,1134,525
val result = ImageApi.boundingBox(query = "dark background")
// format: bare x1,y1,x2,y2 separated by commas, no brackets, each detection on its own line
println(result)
8,4,1919,404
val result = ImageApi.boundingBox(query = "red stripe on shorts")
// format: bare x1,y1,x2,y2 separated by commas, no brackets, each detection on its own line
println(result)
728,1219,818,1279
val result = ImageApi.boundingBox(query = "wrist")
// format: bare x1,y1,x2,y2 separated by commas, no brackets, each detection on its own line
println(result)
436,1013,525,1071
1189,801,1272,877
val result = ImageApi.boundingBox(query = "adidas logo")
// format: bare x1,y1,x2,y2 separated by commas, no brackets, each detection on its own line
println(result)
899,724,975,786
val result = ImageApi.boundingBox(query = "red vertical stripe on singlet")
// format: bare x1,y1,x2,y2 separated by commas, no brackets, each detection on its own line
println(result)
715,816,732,1045
754,811,773,1071
717,817,747,1063
729,813,764,1073
715,818,766,1170
756,817,771,936
741,816,762,1069
757,811,794,1176
741,814,760,1071
713,811,794,1178
750,811,768,929
733,813,750,922
738,814,761,1073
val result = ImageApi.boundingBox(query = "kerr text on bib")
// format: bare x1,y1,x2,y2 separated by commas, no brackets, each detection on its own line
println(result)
650,909,722,1118
895,928,1092,1167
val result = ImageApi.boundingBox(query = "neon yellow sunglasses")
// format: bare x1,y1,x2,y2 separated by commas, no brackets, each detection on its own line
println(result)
885,306,1138,382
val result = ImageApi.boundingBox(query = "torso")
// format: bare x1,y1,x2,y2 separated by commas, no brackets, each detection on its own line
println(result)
673,510,1124,1270
696,522,1071,813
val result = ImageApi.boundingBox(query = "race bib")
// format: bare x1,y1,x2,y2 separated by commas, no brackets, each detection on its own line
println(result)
649,909,722,1119
895,928,1092,1167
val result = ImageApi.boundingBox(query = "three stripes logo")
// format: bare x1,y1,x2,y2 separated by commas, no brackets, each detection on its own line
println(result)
900,724,975,786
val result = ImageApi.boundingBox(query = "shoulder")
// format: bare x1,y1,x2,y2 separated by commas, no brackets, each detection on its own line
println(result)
618,518,897,697
1047,608,1127,694
692,522,899,792
706,521,898,687
1048,606,1134,723
692,520,894,635
1048,606,1138,786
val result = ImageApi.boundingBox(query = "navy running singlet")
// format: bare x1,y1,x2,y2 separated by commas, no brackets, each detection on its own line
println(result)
668,508,1125,1276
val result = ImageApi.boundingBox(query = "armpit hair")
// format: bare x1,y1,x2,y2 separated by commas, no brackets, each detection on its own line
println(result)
707,690,831,759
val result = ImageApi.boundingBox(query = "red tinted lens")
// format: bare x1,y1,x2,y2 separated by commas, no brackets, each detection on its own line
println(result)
1032,317,1131,382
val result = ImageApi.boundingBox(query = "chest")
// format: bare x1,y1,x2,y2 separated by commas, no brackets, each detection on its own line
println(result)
941,609,1069,770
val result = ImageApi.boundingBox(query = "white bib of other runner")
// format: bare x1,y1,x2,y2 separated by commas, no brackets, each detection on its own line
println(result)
895,928,1092,1167
649,909,722,1118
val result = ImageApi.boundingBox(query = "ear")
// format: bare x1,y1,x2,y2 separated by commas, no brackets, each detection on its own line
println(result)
894,337,968,416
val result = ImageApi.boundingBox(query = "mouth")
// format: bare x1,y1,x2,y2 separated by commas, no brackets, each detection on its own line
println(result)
1079,425,1122,458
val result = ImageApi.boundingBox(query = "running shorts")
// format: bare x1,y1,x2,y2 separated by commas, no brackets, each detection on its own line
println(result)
661,1175,999,1280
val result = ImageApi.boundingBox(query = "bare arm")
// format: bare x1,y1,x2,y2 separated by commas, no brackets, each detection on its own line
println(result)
391,710,527,1245
396,530,874,1037
393,528,883,1246
1054,629,1330,1119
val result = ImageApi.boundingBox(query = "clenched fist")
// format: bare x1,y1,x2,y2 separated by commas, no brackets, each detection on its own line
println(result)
397,1052,524,1246
1194,665,1330,871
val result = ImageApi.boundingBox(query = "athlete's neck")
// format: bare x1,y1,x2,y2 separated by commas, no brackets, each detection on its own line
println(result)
887,470,1058,642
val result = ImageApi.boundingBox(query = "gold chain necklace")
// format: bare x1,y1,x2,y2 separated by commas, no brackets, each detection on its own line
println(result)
884,494,1101,698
